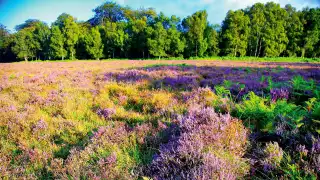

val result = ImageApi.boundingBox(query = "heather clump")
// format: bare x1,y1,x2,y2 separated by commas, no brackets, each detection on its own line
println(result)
144,107,249,179
262,142,284,171
270,88,290,102
184,87,217,107
50,122,137,179
96,107,116,119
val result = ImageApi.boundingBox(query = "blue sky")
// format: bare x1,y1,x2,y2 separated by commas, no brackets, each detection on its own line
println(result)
0,0,319,32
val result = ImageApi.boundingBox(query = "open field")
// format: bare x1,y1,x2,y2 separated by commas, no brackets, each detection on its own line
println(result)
0,60,320,179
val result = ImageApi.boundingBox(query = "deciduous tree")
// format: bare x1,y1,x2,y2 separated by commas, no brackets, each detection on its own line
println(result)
49,26,66,60
221,10,250,57
84,27,103,60
61,15,79,60
184,10,208,57
146,22,168,59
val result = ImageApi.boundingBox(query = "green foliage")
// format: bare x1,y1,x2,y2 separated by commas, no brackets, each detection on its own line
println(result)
284,5,304,57
12,28,39,61
247,3,266,57
234,92,307,132
101,21,128,58
301,8,320,58
262,2,288,57
291,76,316,99
235,92,275,131
61,14,79,60
33,22,50,60
3,2,320,62
166,27,185,57
92,1,125,24
221,10,250,57
146,22,168,59
49,26,66,60
84,27,104,60
184,10,208,57
279,154,318,180
205,25,220,56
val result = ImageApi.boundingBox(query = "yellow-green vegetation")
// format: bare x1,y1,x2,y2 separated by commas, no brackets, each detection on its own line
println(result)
0,61,319,179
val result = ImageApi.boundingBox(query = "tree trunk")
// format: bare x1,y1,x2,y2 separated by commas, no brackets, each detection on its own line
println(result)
258,39,262,57
255,35,259,57
62,56,64,60
24,56,28,62
71,52,74,60
113,51,114,59
159,56,161,60
196,42,198,57
234,45,238,57
301,48,305,58
143,51,145,59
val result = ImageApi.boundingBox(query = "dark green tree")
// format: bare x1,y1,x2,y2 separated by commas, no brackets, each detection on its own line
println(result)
91,1,125,25
221,10,250,56
262,2,288,57
61,15,80,60
101,21,128,58
49,26,66,60
84,27,104,60
0,24,9,61
301,8,320,58
34,22,51,60
12,28,39,61
284,4,304,57
205,24,220,56
247,3,266,57
146,22,168,59
166,26,185,57
184,10,209,57
53,13,75,29
15,19,41,31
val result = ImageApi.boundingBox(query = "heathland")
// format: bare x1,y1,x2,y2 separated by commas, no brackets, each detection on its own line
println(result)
0,60,319,179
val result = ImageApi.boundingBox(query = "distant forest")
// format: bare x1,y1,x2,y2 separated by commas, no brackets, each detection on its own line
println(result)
0,1,320,62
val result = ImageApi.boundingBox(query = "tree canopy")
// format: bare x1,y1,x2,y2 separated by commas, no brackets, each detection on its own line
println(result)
1,1,320,62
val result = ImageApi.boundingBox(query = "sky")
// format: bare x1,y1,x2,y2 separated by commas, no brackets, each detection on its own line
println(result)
0,0,319,32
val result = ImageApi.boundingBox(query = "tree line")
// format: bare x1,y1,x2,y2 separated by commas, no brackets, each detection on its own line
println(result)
0,1,320,62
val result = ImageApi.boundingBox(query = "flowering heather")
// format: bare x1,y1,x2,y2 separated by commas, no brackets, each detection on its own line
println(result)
312,138,320,154
270,88,289,102
145,107,249,179
296,144,308,157
263,142,284,170
96,108,116,119
183,87,217,107
162,75,199,90
32,119,48,130
0,61,319,179
103,69,150,83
